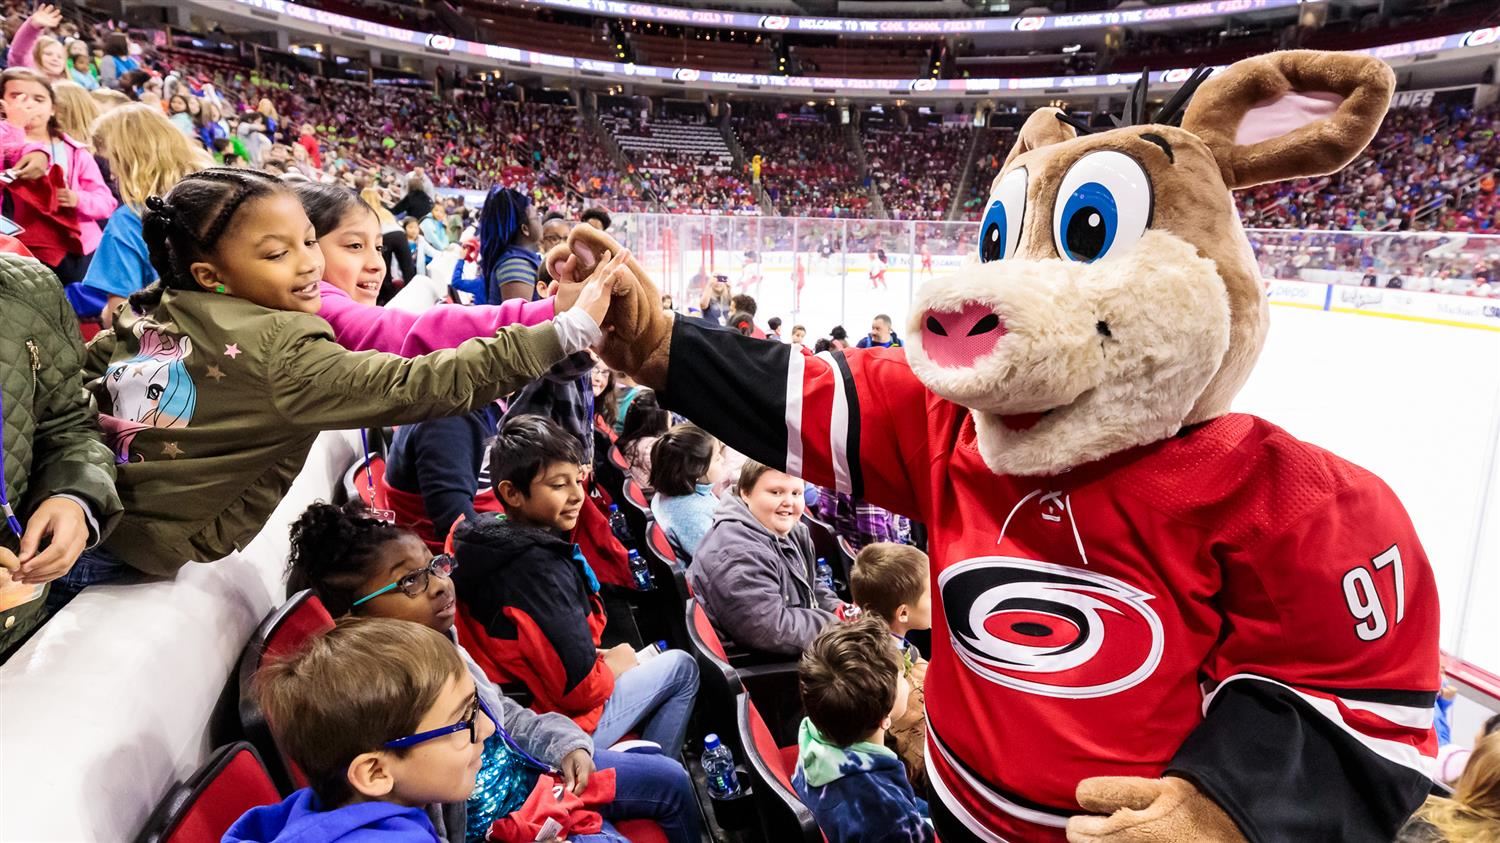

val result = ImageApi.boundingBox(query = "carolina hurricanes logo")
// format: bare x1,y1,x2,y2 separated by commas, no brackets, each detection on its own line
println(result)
1464,26,1499,47
425,33,456,51
940,557,1164,699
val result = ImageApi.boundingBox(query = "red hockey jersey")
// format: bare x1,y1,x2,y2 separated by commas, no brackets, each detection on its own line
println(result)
660,316,1439,842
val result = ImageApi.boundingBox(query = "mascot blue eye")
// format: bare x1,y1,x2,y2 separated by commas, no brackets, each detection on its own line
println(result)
1058,183,1117,263
1052,151,1152,264
978,167,1027,264
979,202,1007,263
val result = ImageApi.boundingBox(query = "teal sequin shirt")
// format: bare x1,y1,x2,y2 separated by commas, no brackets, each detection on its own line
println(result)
465,735,543,842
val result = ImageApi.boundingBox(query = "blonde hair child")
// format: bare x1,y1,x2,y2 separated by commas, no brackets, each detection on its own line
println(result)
80,103,213,324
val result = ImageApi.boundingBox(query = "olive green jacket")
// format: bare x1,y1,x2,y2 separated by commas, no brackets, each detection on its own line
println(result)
1,254,122,655
84,289,564,576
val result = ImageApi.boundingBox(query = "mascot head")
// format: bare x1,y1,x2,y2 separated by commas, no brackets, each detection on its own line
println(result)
906,51,1393,475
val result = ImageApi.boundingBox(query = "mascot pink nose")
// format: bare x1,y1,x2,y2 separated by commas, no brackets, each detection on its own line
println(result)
921,303,1007,368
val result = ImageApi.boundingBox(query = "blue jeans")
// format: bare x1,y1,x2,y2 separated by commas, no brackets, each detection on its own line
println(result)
45,545,128,611
575,749,702,843
591,649,699,762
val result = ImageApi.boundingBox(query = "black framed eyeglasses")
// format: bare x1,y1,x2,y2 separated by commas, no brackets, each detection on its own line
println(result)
383,694,497,749
352,554,457,608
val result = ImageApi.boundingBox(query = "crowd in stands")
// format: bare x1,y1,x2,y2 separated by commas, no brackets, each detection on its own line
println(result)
864,122,969,221
598,104,759,215
733,106,870,217
1240,102,1500,234
956,102,1500,236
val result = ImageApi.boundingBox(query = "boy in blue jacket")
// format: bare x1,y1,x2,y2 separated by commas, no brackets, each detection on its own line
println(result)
792,616,933,843
224,617,495,842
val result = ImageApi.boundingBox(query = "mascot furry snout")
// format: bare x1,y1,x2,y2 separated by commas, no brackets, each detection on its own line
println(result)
907,231,1231,477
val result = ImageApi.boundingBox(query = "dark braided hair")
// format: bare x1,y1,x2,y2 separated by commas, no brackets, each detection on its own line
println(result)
286,500,410,617
131,168,290,313
478,185,532,285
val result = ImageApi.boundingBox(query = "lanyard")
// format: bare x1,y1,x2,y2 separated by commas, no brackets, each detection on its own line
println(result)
497,717,557,773
359,428,375,499
0,387,26,538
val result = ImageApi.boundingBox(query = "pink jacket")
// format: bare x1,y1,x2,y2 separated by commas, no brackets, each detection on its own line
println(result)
6,20,45,74
318,281,557,357
0,120,115,254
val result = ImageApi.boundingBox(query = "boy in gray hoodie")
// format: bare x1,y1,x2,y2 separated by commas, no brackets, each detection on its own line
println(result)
687,460,850,656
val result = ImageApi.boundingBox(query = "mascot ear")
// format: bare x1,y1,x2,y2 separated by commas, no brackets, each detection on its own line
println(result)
999,106,1078,172
1182,50,1394,189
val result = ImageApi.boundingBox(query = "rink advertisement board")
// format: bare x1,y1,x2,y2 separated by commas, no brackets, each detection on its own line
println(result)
1266,278,1500,332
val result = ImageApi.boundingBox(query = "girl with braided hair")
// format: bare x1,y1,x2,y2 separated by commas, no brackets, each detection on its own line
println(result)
477,185,543,304
60,168,629,604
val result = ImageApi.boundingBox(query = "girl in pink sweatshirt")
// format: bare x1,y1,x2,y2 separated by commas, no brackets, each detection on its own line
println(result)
0,67,116,282
296,183,564,357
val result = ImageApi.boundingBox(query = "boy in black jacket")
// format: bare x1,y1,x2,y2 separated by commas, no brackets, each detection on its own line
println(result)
450,415,698,760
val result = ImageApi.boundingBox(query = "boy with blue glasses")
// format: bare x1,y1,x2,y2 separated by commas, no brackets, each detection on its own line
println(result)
225,617,498,842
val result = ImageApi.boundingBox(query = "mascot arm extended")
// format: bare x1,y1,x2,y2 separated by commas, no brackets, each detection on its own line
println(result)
568,225,935,522
658,315,933,516
1074,473,1439,843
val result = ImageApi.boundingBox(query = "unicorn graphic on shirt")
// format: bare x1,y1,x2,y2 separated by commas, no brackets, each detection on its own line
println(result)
101,323,197,461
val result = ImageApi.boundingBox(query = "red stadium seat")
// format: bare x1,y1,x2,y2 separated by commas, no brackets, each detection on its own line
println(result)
595,415,619,443
617,477,652,550
616,819,670,843
640,522,690,603
645,520,686,570
687,598,744,743
137,742,281,843
737,694,823,843
237,591,335,792
621,476,650,513
609,444,632,473
689,598,731,663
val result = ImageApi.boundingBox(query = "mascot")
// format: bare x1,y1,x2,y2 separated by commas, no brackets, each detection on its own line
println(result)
563,51,1440,841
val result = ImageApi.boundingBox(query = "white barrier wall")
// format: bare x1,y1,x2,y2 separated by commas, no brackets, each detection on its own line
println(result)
0,430,359,842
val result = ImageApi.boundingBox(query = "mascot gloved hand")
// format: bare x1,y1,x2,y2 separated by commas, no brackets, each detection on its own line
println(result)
581,50,1439,843
544,233,672,382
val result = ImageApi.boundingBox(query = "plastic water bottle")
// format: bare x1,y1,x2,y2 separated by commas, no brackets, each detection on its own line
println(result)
816,557,835,592
608,504,631,544
702,734,741,798
895,516,912,545
629,549,653,591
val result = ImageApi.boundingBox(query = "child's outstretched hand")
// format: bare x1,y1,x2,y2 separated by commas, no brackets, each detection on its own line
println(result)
27,4,62,30
572,247,632,331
